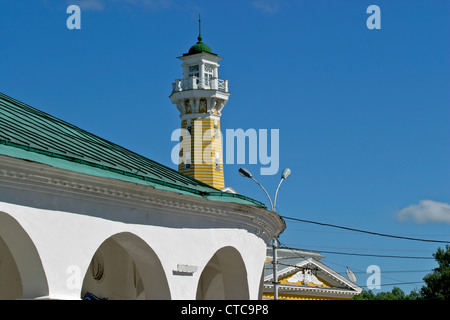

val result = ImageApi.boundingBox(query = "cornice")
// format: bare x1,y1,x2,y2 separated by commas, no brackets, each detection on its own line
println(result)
0,154,285,243
263,283,360,297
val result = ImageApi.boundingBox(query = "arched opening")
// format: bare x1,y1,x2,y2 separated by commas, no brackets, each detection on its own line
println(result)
81,232,170,300
196,246,249,300
0,211,48,299
258,267,265,300
0,234,22,299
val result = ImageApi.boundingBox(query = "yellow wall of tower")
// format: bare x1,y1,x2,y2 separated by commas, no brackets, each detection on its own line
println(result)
178,117,225,190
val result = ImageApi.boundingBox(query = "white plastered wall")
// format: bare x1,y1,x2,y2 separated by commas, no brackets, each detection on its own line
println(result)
0,201,267,300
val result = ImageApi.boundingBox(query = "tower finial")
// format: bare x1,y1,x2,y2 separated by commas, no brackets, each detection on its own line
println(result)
198,14,202,42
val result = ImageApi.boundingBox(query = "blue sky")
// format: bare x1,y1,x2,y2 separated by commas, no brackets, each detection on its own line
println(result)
1,0,449,295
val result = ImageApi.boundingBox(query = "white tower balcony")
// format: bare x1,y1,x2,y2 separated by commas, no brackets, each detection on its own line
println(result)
172,77,228,94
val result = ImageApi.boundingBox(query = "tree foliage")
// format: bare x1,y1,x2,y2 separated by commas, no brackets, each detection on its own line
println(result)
419,244,450,300
353,286,419,300
353,245,450,300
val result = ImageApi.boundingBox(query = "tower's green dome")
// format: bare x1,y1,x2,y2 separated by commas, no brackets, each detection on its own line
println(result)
185,36,216,56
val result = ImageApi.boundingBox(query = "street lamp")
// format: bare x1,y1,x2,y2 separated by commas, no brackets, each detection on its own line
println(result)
274,168,291,212
238,167,291,300
238,168,273,210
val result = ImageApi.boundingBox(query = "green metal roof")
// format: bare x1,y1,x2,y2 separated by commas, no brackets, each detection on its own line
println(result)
0,91,265,207
184,36,217,56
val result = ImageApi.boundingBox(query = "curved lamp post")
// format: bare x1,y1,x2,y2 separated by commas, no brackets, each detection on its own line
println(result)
238,168,274,210
274,168,291,212
238,167,291,300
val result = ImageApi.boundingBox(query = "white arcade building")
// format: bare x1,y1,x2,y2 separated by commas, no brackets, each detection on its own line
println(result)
0,30,285,300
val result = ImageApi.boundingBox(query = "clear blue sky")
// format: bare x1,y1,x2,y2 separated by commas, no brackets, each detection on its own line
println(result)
1,0,449,295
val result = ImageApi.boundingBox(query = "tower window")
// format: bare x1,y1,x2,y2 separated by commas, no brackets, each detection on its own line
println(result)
215,153,220,171
185,152,191,170
189,65,199,73
188,65,199,84
186,119,192,135
204,64,214,86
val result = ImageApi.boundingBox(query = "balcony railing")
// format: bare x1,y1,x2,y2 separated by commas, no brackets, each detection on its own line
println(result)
172,77,229,93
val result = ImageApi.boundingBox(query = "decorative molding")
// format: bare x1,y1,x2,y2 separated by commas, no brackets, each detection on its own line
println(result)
264,283,360,296
0,155,285,243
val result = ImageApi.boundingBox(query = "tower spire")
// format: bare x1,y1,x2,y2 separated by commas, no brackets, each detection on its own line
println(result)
198,14,202,42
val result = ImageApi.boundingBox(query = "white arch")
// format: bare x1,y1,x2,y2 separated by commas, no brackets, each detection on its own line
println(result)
0,211,49,299
81,232,171,300
196,246,249,300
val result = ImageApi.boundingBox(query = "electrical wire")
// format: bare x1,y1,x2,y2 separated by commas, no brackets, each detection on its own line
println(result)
351,269,432,274
282,243,433,253
280,215,450,244
285,228,450,237
276,261,431,274
360,281,425,288
276,241,432,286
280,244,435,259
272,217,444,292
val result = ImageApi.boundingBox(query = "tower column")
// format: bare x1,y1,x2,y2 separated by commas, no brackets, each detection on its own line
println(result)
199,64,205,88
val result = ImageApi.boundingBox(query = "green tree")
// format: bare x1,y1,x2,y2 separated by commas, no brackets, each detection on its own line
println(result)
353,289,376,300
353,287,416,300
353,245,450,300
419,244,450,300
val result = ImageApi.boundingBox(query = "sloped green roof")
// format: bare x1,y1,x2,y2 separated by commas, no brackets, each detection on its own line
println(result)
184,36,217,57
0,91,264,207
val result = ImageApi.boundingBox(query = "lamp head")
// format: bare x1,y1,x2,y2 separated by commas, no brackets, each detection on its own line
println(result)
238,168,253,179
281,168,291,180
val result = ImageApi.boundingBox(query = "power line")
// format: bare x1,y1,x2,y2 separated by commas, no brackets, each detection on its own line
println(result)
274,243,433,291
281,215,450,244
280,244,435,260
282,242,433,253
277,261,431,274
315,254,424,285
277,262,431,276
285,228,450,238
276,241,433,293
360,281,425,288
311,253,417,284
352,269,432,274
